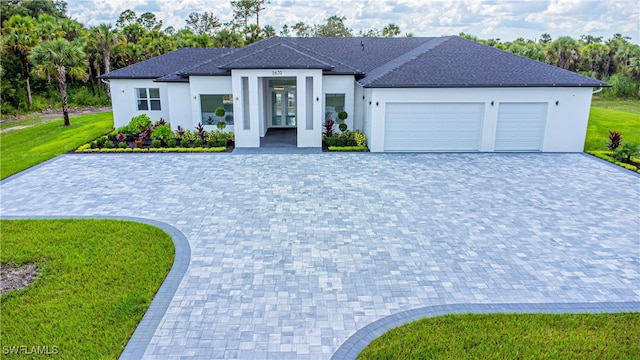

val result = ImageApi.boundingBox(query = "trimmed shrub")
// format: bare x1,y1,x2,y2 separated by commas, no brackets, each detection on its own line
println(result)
338,110,348,122
328,145,368,152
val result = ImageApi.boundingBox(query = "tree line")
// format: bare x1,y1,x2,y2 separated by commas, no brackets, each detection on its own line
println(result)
1,0,638,120
460,32,640,97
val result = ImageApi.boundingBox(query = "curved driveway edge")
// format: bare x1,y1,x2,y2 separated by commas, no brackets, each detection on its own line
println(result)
331,300,640,359
0,215,191,360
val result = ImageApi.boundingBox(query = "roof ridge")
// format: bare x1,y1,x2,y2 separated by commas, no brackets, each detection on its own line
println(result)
277,41,335,67
359,36,453,86
283,37,363,74
177,37,285,76
218,41,334,68
176,48,237,76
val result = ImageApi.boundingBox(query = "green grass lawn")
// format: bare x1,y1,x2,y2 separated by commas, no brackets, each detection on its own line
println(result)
0,112,113,180
584,107,640,151
0,219,174,359
591,97,640,113
358,312,640,359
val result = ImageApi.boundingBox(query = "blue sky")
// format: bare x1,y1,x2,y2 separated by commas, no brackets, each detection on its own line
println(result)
66,0,639,44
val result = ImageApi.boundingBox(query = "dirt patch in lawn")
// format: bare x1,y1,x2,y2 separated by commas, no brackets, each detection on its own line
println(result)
0,264,40,294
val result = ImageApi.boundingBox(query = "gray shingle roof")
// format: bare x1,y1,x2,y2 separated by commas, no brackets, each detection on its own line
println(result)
359,36,608,88
218,43,334,70
99,48,233,79
100,36,609,88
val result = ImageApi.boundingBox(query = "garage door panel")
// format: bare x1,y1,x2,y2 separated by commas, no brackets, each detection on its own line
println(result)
495,103,547,151
385,103,483,151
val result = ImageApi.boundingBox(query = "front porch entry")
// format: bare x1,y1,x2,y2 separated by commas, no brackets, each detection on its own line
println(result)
261,128,297,147
232,69,322,149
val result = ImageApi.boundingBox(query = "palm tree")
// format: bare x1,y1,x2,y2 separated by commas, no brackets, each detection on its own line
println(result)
243,24,263,44
545,36,581,70
382,23,401,37
582,42,610,79
2,15,38,107
213,29,244,48
35,13,63,41
29,39,88,126
90,24,120,97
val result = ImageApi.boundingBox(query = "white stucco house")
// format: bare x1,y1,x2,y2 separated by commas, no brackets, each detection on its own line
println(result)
100,36,607,152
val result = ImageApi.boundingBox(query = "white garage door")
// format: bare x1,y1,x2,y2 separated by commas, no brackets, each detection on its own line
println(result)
495,103,547,151
384,103,484,151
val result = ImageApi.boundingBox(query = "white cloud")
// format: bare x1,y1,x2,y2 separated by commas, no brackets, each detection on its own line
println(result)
65,0,639,43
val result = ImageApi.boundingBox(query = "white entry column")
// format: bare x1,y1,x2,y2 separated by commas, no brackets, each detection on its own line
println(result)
232,70,260,147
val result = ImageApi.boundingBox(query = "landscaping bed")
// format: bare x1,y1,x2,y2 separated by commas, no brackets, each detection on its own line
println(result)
322,116,369,152
585,129,640,174
76,114,235,153
587,150,640,174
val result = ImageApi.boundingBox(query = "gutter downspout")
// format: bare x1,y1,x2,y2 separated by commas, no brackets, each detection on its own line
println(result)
592,87,603,94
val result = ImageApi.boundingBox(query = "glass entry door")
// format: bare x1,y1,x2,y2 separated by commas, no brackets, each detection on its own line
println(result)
271,87,296,127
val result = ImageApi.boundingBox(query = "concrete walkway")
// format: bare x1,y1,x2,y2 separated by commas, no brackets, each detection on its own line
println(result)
1,153,638,359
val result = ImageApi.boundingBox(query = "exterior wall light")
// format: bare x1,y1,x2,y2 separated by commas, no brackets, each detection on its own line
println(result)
491,101,494,106
556,100,559,105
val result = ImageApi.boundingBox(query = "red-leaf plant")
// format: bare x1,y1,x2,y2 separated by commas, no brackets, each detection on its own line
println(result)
607,130,622,153
323,118,335,138
139,126,152,141
176,125,185,140
196,123,206,141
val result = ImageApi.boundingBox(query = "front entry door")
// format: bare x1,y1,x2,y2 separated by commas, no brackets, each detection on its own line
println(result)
271,87,296,127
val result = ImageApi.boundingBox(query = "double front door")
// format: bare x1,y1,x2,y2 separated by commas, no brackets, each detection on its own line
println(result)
271,87,296,127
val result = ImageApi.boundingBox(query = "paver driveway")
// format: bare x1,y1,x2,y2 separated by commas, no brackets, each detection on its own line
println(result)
1,153,639,359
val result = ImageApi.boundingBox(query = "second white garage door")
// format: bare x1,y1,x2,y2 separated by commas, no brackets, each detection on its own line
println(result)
384,103,484,151
495,103,548,151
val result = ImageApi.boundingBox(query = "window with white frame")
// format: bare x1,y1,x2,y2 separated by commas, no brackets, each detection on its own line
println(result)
325,94,345,122
136,88,161,111
200,94,234,125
